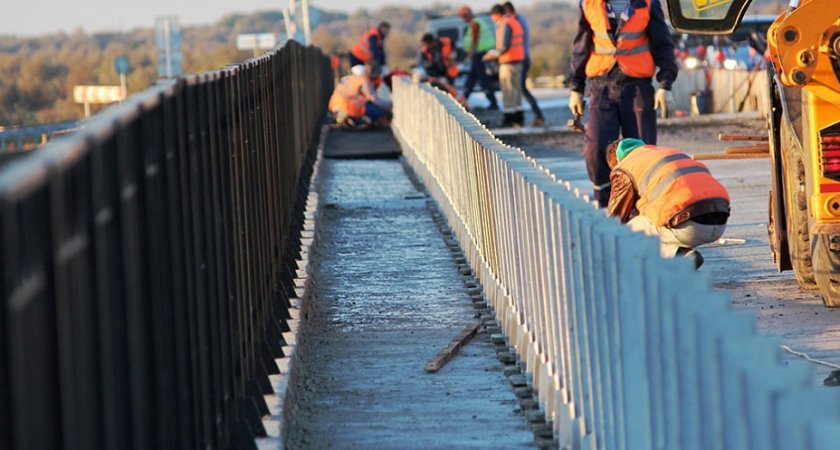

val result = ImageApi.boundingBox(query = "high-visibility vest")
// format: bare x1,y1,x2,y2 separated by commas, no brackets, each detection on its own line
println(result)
350,27,383,64
496,14,525,64
421,37,459,79
617,145,730,227
328,75,368,118
582,0,655,78
464,16,496,53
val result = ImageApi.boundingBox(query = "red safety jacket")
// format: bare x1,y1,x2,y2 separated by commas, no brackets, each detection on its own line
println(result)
421,37,459,79
583,0,655,78
617,145,730,227
350,27,383,64
496,14,525,64
329,75,368,118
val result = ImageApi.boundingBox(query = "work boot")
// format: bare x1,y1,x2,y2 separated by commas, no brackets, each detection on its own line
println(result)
500,113,515,128
676,247,704,270
512,111,525,127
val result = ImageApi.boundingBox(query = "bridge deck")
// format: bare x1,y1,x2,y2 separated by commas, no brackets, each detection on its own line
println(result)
285,130,533,449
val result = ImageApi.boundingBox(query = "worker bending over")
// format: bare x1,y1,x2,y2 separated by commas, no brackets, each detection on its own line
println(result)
483,4,526,127
349,21,391,68
606,138,730,269
418,33,459,84
569,0,678,206
328,62,392,129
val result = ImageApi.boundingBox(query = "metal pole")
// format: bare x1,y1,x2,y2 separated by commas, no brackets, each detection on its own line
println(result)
282,8,293,41
164,18,172,78
119,73,126,105
84,101,90,118
301,0,311,46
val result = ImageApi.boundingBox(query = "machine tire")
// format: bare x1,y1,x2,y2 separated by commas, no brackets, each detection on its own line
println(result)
811,234,840,307
779,93,818,289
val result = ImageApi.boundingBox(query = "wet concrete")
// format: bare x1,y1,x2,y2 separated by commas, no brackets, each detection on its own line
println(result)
284,136,533,449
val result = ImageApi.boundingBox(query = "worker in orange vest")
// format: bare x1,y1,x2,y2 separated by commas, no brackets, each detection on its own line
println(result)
606,138,730,269
328,61,392,129
568,0,678,207
418,33,459,84
349,22,391,68
483,4,526,127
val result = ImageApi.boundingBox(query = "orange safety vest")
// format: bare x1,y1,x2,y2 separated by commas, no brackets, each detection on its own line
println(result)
328,75,368,118
350,27,383,64
582,0,655,78
496,14,525,64
617,145,730,227
421,37,459,79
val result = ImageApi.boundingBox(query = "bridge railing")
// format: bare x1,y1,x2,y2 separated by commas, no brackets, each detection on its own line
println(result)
392,77,840,450
0,40,331,449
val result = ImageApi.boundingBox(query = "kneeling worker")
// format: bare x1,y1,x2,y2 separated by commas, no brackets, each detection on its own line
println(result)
328,62,392,129
606,138,730,268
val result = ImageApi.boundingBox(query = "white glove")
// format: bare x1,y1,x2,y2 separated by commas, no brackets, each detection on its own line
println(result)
569,90,584,117
655,88,675,118
482,50,500,61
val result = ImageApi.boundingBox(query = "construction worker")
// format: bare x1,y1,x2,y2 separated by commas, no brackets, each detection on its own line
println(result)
418,33,459,84
349,22,391,68
502,2,545,126
458,6,499,110
606,138,730,269
569,0,678,207
328,61,392,129
483,4,526,127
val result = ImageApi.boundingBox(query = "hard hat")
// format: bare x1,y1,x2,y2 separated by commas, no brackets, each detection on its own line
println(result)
350,65,366,76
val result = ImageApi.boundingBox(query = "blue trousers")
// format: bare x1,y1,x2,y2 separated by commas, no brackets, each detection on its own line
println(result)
584,80,656,206
521,58,544,120
463,52,498,108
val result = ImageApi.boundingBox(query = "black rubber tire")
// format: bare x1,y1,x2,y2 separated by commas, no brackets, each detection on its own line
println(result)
780,101,817,289
811,234,840,307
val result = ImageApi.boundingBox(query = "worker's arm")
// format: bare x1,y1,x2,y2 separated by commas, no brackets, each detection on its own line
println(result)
370,34,386,65
497,23,512,54
362,80,392,110
568,4,593,94
607,170,639,224
647,0,678,90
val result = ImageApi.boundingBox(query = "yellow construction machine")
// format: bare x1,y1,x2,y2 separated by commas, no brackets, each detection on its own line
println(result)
666,0,840,306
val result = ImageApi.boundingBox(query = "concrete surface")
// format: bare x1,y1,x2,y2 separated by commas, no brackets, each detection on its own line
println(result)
284,133,534,449
504,109,840,388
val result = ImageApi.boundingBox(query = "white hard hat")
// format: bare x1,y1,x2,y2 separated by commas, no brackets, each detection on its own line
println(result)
350,64,366,76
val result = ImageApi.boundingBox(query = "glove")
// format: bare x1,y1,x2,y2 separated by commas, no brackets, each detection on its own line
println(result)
655,88,675,118
569,90,584,117
482,50,500,61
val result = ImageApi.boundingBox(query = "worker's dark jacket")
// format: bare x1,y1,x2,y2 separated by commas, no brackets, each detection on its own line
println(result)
568,0,677,93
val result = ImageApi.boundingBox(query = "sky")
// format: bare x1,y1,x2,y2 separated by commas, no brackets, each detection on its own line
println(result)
2,0,539,37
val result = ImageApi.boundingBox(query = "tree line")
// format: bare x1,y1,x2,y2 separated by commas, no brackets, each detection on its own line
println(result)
0,0,785,127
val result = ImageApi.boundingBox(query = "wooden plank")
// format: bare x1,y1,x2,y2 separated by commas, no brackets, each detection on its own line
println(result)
692,153,770,161
424,321,481,373
718,134,768,142
724,144,770,154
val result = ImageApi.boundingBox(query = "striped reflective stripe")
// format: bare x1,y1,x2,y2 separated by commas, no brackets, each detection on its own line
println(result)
338,82,366,107
639,154,691,192
616,43,650,55
593,181,612,191
648,166,710,200
619,31,646,40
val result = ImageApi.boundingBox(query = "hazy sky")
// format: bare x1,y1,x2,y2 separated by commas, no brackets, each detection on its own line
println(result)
3,0,538,37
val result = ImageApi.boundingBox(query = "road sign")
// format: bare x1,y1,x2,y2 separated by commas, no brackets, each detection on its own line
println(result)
73,86,126,104
155,16,182,78
114,56,131,75
236,33,278,51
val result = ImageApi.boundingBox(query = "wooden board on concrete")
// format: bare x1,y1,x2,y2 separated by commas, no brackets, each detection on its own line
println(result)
324,128,402,159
